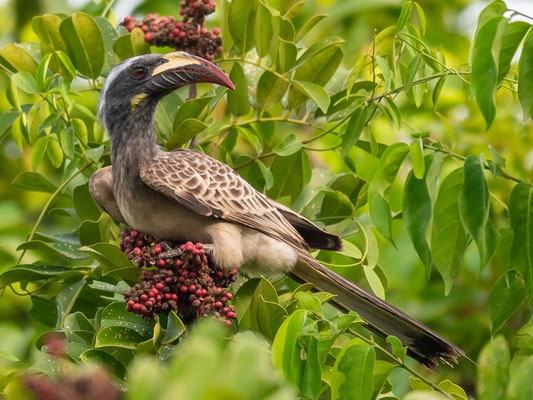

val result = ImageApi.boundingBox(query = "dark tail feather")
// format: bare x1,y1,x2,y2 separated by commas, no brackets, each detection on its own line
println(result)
292,254,466,370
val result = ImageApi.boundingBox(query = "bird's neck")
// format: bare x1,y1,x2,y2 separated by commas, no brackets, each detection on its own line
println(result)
108,105,159,187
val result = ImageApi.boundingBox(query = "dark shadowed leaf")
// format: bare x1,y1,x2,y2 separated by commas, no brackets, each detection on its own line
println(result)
80,349,126,380
162,311,186,344
268,150,311,201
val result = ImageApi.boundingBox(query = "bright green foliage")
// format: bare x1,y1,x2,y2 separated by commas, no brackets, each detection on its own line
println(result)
0,0,532,399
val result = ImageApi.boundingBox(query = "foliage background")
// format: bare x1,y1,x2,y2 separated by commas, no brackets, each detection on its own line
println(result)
0,0,532,399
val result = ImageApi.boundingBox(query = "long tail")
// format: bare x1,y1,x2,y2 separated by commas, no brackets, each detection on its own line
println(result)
292,254,466,370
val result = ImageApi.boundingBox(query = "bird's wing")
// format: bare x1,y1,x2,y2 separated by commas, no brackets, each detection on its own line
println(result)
139,149,308,249
89,166,127,224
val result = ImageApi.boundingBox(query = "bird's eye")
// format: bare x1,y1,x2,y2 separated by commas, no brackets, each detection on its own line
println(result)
133,66,146,78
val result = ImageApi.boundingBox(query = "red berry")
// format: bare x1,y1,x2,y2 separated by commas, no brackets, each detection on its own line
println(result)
171,294,178,301
141,25,148,32
134,247,141,255
154,245,162,254
195,289,203,297
227,311,236,319
214,301,222,308
145,301,153,308
128,300,135,307
213,27,220,35
156,283,165,290
148,291,154,298
177,22,184,29
226,293,233,300
165,293,172,300
158,259,166,267
180,285,188,293
141,294,148,301
215,46,222,53
165,277,173,283
133,303,141,311
188,284,196,292
131,230,138,238
201,289,207,296
224,320,232,326
152,288,159,295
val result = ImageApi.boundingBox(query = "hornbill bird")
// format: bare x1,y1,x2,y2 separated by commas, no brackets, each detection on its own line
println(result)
90,51,465,369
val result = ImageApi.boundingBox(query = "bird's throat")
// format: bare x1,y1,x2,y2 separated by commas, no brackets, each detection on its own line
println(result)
109,104,159,191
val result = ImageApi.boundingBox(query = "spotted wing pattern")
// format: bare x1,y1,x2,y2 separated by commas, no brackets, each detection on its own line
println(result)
140,149,308,249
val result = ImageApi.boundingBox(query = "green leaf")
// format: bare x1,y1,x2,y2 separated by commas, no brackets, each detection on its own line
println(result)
396,1,413,31
255,3,273,58
330,338,375,400
437,380,467,400
47,134,63,169
228,0,258,52
0,265,72,286
80,349,126,380
0,350,19,362
168,118,208,149
267,150,312,201
295,14,327,42
506,354,533,400
409,139,425,179
59,125,74,159
73,183,101,221
113,29,151,61
56,279,86,329
519,29,533,120
227,62,250,116
301,335,321,400
71,118,88,145
477,335,510,400
257,71,289,111
12,171,56,193
273,134,302,156
0,44,38,74
431,169,468,294
0,108,20,142
64,311,95,345
288,43,343,110
31,136,49,171
276,38,297,73
162,311,186,344
403,171,432,278
12,71,37,94
289,36,344,72
60,12,105,79
341,106,367,156
32,14,68,55
320,190,354,225
272,309,307,387
368,143,409,241
459,155,496,270
509,182,533,297
515,323,533,355
432,75,446,109
471,16,507,128
489,270,527,334
386,335,407,360
100,302,155,337
173,96,213,131
498,21,530,82
81,242,133,272
290,80,330,113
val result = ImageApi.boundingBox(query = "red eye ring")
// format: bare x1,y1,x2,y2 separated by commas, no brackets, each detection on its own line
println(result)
133,66,146,78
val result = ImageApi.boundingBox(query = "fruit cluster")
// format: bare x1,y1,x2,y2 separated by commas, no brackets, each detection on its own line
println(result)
120,0,222,61
120,229,237,326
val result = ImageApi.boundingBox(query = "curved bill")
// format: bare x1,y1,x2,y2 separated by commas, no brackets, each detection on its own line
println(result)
150,51,235,91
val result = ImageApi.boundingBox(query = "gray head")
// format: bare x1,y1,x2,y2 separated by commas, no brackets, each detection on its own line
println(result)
98,51,234,134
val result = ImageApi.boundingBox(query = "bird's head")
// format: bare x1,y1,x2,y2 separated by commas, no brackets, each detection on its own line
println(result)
98,51,234,132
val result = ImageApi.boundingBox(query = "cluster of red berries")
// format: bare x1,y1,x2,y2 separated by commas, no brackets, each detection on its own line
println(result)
120,229,237,326
120,0,222,61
